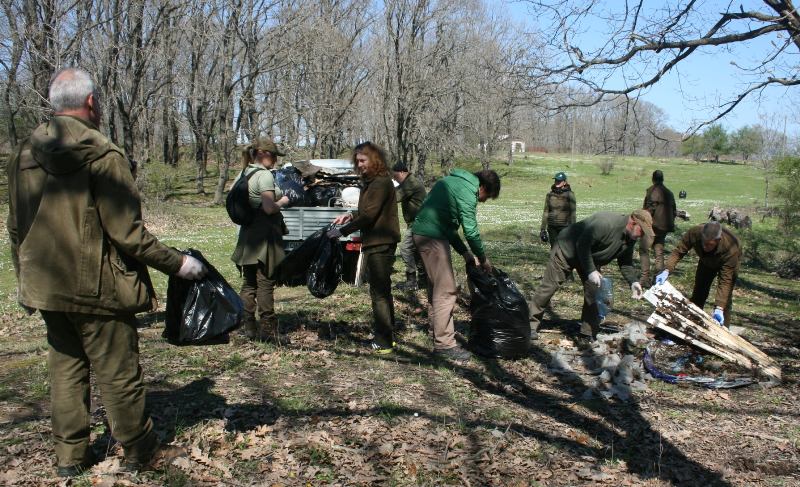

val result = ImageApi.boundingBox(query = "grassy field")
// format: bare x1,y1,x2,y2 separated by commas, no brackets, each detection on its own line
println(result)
0,152,798,486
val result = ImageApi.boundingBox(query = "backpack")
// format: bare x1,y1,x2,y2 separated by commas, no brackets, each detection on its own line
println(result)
225,167,264,225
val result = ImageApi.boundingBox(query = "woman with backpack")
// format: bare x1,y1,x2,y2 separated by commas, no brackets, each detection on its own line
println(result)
326,142,401,354
230,137,292,345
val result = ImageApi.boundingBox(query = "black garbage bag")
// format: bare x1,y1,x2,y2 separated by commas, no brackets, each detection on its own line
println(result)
274,167,307,206
164,249,244,346
307,185,341,207
466,264,530,358
272,224,343,297
307,232,343,298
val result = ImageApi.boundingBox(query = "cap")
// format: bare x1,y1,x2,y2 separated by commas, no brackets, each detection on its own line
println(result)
631,209,655,240
248,137,285,156
392,161,408,172
553,171,567,181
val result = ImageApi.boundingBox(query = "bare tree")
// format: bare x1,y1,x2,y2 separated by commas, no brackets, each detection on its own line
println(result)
524,0,800,133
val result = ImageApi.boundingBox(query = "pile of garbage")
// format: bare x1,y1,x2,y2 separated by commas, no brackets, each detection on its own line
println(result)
275,161,360,208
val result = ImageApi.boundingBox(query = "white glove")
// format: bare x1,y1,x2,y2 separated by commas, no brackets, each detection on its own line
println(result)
631,282,643,300
176,255,207,280
587,271,602,287
712,307,725,326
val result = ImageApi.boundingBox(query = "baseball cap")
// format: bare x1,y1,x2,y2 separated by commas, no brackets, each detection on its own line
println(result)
248,137,286,156
630,209,655,240
392,161,408,172
553,171,567,181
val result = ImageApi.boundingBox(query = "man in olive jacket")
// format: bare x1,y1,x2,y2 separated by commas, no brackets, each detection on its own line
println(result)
641,170,677,284
529,210,653,340
412,169,500,362
7,68,206,477
392,161,427,290
655,222,741,326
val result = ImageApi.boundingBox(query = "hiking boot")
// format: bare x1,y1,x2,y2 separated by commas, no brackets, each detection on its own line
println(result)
56,456,94,478
394,280,417,291
257,318,291,345
242,314,259,340
370,341,395,355
121,444,187,473
434,345,471,362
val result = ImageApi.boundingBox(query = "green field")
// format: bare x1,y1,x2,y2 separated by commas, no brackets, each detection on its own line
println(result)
0,152,798,486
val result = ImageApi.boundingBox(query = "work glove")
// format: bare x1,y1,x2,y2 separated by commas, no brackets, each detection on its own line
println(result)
539,230,549,243
631,282,643,300
655,270,669,285
326,227,342,239
712,307,725,326
587,270,602,288
176,255,207,280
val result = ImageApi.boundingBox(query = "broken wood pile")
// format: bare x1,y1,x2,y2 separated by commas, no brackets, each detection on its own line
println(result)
643,282,781,384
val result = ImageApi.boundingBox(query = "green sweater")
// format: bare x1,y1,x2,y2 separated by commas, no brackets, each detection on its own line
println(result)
557,212,639,285
411,169,485,258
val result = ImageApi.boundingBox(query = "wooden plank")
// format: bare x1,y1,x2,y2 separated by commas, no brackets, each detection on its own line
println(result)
644,282,781,383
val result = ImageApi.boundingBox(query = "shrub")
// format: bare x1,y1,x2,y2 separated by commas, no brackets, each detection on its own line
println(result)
772,156,800,231
138,162,180,201
598,159,615,175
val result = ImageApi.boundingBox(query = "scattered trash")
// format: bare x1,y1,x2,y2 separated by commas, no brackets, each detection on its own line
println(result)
643,344,756,389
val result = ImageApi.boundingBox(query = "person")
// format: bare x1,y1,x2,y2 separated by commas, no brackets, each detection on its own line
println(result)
640,170,677,284
327,142,401,354
539,171,576,246
655,221,741,327
6,68,207,477
411,169,501,362
528,210,654,341
230,137,293,344
391,161,427,291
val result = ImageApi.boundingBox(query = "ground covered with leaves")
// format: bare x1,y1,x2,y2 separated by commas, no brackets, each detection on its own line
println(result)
0,154,798,486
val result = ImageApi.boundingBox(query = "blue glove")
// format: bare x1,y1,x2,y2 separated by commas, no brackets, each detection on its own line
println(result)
712,307,725,326
655,270,669,285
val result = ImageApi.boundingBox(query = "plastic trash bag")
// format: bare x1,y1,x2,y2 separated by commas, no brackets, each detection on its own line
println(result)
595,277,614,321
272,224,343,298
466,265,531,358
274,167,307,206
307,185,341,207
307,231,343,298
164,249,244,345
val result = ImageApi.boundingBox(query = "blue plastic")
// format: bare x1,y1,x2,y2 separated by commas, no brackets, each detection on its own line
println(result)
595,277,613,320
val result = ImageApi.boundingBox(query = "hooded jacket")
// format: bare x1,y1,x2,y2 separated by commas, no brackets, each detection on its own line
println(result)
7,115,183,314
540,183,576,231
411,169,486,258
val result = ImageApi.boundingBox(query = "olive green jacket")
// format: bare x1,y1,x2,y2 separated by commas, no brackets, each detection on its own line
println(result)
540,184,576,231
557,212,639,285
643,183,676,234
666,224,741,308
7,115,184,315
396,174,426,224
340,174,400,249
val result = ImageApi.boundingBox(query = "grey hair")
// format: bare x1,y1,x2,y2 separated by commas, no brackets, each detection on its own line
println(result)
702,221,722,241
49,68,96,112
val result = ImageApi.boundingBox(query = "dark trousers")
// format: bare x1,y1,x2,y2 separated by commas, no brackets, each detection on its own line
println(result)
640,232,667,284
41,311,158,468
528,245,601,337
365,244,397,347
691,263,735,323
547,225,566,248
240,263,276,325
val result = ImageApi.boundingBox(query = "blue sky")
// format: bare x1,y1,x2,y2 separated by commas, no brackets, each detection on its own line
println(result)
501,0,799,135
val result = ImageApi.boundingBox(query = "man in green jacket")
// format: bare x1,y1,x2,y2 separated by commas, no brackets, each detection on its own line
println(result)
412,169,500,362
7,68,206,477
528,210,653,341
392,161,427,290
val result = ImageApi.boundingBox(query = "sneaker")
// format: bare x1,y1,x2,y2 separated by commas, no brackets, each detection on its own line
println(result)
434,346,471,362
121,444,187,473
371,341,395,354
